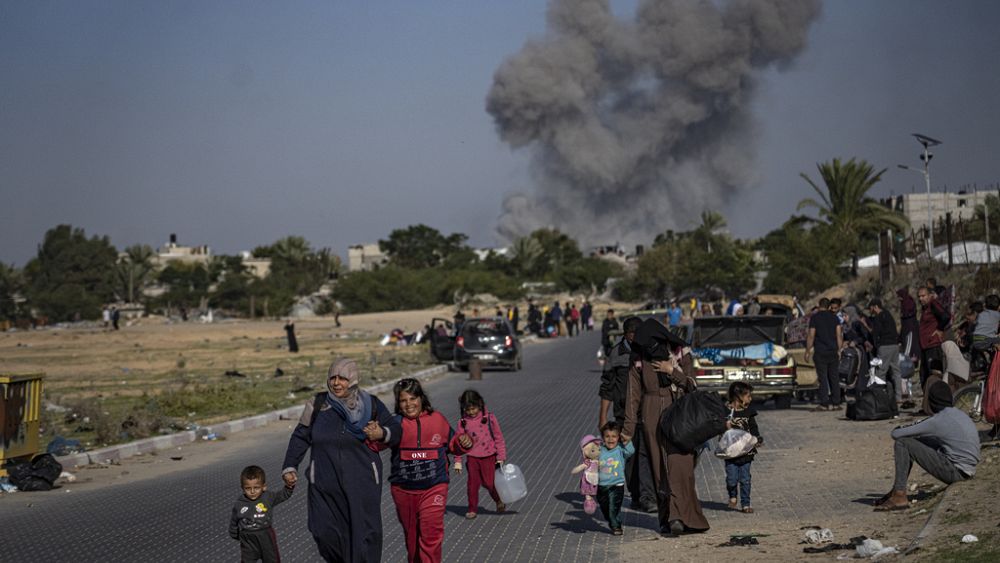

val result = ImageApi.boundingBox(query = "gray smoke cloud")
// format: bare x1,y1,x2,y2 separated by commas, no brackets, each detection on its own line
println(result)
486,0,821,248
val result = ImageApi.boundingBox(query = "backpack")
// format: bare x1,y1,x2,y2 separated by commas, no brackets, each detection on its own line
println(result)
311,393,378,426
839,347,860,383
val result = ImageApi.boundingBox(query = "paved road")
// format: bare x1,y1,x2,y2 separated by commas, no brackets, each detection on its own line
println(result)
0,333,848,562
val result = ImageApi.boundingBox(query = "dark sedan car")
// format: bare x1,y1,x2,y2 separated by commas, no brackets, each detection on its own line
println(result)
454,317,522,371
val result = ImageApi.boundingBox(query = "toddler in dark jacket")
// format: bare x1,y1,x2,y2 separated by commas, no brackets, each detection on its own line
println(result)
229,465,294,563
724,382,762,514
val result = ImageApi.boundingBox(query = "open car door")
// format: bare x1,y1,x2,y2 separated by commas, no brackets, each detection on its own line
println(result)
429,317,455,362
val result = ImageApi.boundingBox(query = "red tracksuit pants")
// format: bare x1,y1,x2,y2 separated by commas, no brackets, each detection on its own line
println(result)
466,455,501,513
391,483,448,563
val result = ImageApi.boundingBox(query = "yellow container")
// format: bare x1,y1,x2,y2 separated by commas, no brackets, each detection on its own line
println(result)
1,373,45,475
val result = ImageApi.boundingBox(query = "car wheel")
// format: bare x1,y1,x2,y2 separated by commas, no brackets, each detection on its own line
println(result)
774,395,792,410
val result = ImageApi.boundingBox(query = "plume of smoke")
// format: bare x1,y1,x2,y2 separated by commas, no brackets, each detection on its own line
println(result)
487,0,821,248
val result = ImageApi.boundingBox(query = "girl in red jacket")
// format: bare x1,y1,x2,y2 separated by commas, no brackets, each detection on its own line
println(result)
453,389,508,519
364,378,472,563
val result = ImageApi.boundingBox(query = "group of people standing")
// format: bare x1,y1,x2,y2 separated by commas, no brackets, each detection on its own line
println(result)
528,300,593,338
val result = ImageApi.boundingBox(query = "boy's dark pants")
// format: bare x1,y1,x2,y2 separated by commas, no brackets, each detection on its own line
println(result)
597,484,625,529
724,460,752,508
239,528,281,563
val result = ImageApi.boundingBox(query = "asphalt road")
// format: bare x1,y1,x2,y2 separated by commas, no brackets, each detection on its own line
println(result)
0,332,649,562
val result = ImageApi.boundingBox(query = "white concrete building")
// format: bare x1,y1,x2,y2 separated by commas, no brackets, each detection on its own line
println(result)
348,243,387,272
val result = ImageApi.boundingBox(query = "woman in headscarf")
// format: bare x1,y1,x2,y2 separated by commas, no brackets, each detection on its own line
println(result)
282,358,401,562
622,319,710,536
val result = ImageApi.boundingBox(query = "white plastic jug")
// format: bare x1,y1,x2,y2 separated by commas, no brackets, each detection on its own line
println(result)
494,463,527,505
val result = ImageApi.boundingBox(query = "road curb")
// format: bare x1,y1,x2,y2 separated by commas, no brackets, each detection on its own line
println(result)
56,364,448,468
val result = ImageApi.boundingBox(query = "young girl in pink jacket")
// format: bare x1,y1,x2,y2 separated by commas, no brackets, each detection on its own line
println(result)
453,389,508,519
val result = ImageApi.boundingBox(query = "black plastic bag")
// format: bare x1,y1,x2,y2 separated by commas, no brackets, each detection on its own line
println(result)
848,386,895,421
659,391,729,452
7,453,63,491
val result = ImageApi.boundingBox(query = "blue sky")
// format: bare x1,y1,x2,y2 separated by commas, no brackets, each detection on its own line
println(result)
2,0,999,265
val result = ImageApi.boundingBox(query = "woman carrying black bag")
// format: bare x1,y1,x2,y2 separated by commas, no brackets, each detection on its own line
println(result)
622,319,710,536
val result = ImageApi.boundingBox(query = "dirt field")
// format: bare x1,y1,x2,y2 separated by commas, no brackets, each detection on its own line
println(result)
1,300,629,449
0,307,463,447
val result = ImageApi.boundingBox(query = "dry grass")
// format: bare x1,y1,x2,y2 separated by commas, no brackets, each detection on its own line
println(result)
1,312,448,448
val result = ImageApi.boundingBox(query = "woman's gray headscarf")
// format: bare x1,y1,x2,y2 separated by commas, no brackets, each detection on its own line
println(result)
327,358,365,424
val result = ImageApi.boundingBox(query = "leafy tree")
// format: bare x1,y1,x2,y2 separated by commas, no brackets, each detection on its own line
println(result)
249,236,341,316
0,262,25,322
966,194,1000,243
759,222,842,296
527,228,583,277
210,256,253,312
115,244,156,303
797,158,909,269
619,214,755,299
379,225,469,269
554,257,624,293
157,261,214,310
24,225,118,321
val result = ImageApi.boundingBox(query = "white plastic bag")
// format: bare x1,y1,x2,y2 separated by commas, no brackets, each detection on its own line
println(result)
714,429,758,459
494,463,528,505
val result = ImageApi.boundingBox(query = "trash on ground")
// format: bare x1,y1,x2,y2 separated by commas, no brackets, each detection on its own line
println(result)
718,535,760,547
803,536,870,554
804,528,834,544
6,453,63,492
46,436,84,456
224,370,246,378
58,471,76,483
961,534,978,543
202,433,218,441
855,539,898,559
0,477,17,493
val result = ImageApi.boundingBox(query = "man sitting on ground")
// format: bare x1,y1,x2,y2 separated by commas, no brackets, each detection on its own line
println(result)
875,379,981,511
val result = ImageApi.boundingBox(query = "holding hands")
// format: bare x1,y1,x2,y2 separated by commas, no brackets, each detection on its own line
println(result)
363,421,384,441
458,433,474,450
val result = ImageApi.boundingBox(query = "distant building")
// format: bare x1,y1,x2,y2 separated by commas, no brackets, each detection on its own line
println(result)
239,251,272,279
348,243,387,272
155,233,212,267
888,190,992,233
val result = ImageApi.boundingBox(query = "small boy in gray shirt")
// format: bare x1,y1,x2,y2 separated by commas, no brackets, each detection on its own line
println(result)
229,465,294,562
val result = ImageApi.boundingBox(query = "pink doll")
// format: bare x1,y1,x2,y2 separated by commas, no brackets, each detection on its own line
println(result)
570,434,601,515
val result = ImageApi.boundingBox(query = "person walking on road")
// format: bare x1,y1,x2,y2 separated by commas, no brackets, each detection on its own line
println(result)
622,319,710,536
551,302,564,337
917,286,950,388
598,316,656,512
229,465,294,563
806,298,843,411
601,310,619,356
581,301,593,331
868,299,903,408
281,359,400,563
370,378,473,563
453,389,508,520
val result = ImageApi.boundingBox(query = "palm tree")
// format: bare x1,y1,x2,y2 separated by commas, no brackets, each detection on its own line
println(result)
510,236,543,277
694,210,727,253
116,244,156,303
797,158,909,271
